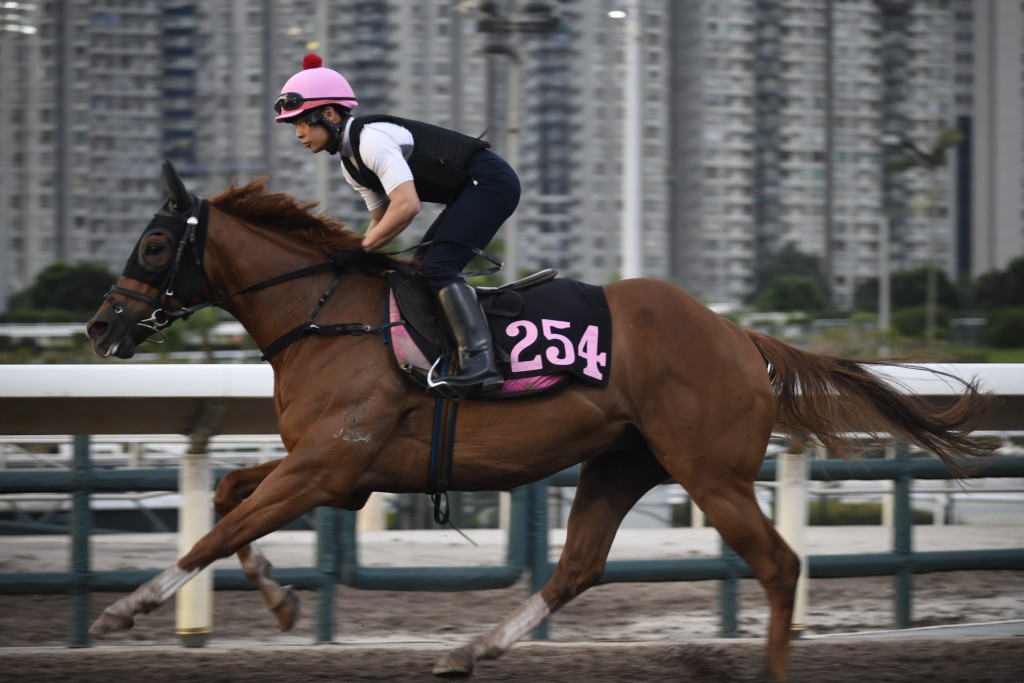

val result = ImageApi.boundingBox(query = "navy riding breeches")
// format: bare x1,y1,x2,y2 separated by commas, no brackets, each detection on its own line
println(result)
417,149,521,290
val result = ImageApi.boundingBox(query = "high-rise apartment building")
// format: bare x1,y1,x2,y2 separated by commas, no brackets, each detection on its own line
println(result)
552,1,671,281
2,1,1023,315
670,0,987,309
969,0,1024,279
1,1,165,311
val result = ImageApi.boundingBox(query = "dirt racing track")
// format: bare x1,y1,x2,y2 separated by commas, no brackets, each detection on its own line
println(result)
1,527,1021,682
1,636,1021,683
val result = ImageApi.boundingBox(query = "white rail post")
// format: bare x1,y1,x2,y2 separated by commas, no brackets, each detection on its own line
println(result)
357,492,387,532
776,446,809,634
177,450,213,647
691,498,705,528
499,490,512,531
176,399,227,647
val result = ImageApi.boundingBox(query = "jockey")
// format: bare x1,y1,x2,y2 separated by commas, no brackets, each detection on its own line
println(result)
275,54,519,395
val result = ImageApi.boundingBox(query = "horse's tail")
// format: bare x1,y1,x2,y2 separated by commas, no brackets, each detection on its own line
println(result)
744,329,997,474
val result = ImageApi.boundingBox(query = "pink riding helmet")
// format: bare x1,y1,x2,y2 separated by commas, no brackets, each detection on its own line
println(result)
274,54,358,122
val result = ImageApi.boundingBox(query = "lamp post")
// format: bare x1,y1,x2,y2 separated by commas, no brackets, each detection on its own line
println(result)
610,1,643,280
877,215,892,357
472,1,559,283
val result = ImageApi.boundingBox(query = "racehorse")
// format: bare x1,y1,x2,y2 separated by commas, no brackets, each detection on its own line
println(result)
85,161,994,682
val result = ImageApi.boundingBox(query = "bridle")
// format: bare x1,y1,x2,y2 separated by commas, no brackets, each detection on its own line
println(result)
103,196,212,341
102,193,404,360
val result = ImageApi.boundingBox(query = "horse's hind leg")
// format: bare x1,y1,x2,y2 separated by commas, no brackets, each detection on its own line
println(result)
688,478,798,681
212,459,300,630
658,444,799,682
434,442,668,677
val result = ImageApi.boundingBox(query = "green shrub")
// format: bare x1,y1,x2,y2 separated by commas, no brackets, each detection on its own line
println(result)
892,305,950,339
986,307,1024,348
808,499,933,525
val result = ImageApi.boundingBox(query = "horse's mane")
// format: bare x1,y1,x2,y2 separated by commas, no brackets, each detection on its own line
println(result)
209,178,377,258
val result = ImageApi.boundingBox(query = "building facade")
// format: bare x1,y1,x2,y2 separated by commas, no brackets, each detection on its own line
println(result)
2,0,1023,315
668,0,1007,309
1,1,166,311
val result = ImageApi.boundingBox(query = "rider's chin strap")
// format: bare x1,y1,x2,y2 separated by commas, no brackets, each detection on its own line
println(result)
299,107,345,155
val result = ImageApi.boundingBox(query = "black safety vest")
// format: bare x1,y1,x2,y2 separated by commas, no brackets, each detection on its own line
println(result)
341,115,490,204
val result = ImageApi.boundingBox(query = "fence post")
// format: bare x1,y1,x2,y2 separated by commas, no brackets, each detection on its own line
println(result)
691,497,705,528
357,493,387,531
719,537,740,637
529,481,551,640
881,443,895,526
69,434,91,648
315,507,340,642
175,399,228,647
893,443,913,628
176,450,213,647
776,448,809,634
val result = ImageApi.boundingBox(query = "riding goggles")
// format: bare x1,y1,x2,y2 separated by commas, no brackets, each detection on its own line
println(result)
274,92,357,114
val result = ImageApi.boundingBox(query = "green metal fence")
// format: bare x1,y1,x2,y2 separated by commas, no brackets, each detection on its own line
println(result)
1,436,1023,647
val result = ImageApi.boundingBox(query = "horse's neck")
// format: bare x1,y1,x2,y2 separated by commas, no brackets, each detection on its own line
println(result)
205,222,384,359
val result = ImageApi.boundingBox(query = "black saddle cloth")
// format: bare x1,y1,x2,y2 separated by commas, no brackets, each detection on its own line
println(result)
387,272,612,395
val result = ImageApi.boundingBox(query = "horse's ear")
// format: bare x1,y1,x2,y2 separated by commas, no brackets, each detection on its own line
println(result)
162,159,193,214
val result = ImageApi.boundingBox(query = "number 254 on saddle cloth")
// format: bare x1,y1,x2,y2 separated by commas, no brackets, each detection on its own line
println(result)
385,270,613,400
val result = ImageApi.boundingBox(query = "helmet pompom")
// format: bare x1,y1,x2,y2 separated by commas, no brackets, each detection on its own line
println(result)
302,53,323,70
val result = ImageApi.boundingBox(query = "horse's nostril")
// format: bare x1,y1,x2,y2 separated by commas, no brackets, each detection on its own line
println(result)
87,320,109,340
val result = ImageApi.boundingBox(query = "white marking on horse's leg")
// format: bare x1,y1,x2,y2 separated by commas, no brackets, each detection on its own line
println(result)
89,565,198,634
433,593,550,676
476,593,550,658
241,543,300,630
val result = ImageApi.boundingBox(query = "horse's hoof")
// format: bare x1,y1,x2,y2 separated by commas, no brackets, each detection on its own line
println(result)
432,649,475,678
270,585,300,631
89,609,135,635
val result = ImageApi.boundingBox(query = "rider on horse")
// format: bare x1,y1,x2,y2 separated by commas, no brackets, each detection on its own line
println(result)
274,53,520,395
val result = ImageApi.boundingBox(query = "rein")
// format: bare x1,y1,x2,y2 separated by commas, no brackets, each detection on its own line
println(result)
106,195,500,364
105,199,406,359
253,250,407,362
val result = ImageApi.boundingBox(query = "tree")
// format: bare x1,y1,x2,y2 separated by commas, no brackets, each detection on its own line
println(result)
754,274,830,313
884,126,964,347
971,255,1024,310
892,305,951,341
757,244,827,296
986,307,1024,348
751,244,832,313
6,262,116,319
854,267,960,313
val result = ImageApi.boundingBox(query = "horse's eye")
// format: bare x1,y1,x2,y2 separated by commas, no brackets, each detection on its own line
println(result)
139,234,174,271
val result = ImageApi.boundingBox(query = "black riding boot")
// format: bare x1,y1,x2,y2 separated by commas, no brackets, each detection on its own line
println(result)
437,282,504,394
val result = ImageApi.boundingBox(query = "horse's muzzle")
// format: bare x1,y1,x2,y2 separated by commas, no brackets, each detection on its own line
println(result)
85,315,137,359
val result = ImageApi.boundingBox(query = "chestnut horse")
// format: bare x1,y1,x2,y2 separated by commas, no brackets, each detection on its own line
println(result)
85,162,993,681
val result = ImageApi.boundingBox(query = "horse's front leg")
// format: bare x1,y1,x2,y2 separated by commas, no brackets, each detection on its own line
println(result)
89,453,338,635
213,459,300,631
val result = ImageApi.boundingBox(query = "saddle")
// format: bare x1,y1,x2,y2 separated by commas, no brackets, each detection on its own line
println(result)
385,269,612,400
